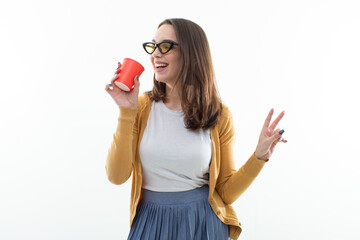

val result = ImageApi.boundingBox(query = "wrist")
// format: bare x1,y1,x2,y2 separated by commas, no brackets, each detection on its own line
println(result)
254,152,269,162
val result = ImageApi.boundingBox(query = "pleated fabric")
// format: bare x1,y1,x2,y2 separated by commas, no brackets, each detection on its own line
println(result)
127,185,229,240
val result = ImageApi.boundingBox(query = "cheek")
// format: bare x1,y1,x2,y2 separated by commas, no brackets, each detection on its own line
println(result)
150,56,155,68
173,57,182,72
168,53,181,66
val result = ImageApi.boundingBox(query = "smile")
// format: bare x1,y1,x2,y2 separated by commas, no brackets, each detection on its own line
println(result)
155,63,168,68
154,63,168,72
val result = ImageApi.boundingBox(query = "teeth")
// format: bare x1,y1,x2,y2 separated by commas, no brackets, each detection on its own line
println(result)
155,64,168,68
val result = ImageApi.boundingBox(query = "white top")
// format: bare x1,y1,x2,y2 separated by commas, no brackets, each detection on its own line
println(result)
139,100,212,192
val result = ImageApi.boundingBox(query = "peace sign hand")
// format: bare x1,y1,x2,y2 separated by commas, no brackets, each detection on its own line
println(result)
254,109,287,161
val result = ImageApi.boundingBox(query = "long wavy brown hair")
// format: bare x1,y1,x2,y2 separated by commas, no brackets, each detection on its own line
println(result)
146,18,222,130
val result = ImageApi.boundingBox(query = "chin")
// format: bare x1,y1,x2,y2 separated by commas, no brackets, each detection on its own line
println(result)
154,75,169,84
155,74,178,84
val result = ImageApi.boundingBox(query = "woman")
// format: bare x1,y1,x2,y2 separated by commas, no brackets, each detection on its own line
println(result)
105,18,286,240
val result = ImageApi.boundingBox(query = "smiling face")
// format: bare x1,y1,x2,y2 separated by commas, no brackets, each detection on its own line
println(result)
151,24,182,87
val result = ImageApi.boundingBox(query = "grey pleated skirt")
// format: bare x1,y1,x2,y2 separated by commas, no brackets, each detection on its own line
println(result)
127,185,229,240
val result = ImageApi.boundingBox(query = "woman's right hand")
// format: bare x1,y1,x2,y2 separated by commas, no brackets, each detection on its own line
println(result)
105,63,140,109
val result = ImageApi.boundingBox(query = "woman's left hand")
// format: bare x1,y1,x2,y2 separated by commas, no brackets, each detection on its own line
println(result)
254,109,286,161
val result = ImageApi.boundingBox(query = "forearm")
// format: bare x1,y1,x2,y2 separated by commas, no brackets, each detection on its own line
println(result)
105,107,137,185
219,153,266,204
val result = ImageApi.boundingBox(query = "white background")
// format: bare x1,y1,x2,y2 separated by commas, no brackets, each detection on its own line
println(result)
1,0,359,239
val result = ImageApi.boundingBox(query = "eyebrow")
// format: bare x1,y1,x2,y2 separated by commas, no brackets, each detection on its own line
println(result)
151,39,175,43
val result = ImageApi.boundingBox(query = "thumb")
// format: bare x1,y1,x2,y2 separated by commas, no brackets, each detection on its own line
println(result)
271,129,284,142
133,75,140,94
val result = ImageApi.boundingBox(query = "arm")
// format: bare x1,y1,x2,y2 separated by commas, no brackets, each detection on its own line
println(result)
105,106,138,185
215,111,266,204
104,67,141,185
216,108,286,204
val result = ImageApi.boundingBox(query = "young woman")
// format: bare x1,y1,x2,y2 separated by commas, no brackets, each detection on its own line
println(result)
105,18,286,240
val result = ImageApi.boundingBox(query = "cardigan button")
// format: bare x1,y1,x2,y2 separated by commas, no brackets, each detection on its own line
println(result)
216,211,221,215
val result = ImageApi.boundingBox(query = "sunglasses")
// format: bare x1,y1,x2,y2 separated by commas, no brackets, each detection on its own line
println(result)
142,40,179,54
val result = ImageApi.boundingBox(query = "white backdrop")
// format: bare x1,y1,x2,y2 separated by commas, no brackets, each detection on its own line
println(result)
1,0,359,239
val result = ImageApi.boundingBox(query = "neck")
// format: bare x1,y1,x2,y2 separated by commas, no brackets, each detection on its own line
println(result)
164,84,182,111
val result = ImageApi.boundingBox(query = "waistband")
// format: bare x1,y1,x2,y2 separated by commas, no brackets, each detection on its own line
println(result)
141,185,209,204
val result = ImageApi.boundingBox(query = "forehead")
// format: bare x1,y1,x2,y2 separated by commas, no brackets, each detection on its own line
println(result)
153,24,177,43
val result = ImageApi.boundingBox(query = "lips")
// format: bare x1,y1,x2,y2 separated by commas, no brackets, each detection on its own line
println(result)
155,63,168,68
154,62,168,72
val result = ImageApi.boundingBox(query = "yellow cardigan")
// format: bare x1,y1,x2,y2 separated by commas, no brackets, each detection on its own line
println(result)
106,94,266,240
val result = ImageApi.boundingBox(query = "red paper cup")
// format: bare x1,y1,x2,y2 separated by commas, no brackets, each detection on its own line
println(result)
114,58,145,92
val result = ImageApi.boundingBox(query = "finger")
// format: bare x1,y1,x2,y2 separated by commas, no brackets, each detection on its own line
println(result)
111,74,119,84
270,130,286,146
115,62,121,73
262,108,274,130
105,83,113,92
269,111,285,131
279,131,287,143
270,128,283,142
275,137,287,144
114,67,120,74
133,75,140,94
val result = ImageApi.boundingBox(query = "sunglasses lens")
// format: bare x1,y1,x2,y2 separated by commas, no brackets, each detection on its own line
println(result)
159,42,172,53
144,43,155,54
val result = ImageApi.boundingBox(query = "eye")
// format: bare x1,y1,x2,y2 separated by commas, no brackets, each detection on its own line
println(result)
159,42,171,51
144,43,155,54
159,42,172,53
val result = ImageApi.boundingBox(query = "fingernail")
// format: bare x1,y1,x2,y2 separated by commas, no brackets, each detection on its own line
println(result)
108,83,113,86
279,129,285,135
136,76,139,81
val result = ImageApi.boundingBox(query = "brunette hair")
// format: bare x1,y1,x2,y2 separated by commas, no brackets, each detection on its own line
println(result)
146,18,222,130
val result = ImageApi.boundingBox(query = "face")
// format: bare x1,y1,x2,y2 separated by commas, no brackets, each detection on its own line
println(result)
150,24,181,86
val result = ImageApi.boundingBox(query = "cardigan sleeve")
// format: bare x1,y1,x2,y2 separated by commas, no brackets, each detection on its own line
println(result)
215,107,266,204
105,106,138,185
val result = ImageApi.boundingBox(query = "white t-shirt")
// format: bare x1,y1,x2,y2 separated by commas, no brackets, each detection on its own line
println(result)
139,100,212,192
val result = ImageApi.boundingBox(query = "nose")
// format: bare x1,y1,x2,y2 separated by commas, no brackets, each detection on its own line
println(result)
152,46,162,58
